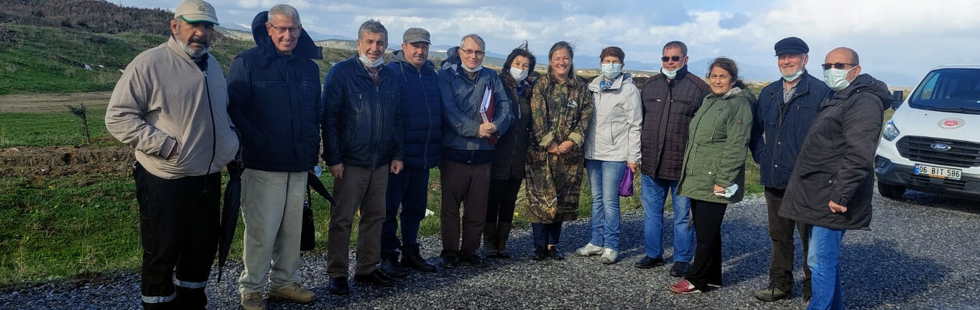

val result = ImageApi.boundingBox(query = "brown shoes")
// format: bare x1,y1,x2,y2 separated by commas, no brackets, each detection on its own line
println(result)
269,283,316,304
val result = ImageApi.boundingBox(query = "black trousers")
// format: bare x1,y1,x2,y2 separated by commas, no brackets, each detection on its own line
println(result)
685,199,727,290
764,187,811,298
531,222,563,247
134,164,220,310
486,178,522,224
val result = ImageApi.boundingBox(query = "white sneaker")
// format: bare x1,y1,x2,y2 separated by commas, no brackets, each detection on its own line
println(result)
574,243,603,256
598,248,618,264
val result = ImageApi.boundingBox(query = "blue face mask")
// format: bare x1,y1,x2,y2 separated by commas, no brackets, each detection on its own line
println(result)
601,63,623,79
824,67,853,91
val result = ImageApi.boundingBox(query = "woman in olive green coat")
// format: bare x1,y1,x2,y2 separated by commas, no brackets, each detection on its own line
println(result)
669,57,755,294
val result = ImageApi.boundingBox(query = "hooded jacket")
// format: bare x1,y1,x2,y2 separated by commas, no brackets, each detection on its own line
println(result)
750,71,832,189
640,65,711,180
387,50,441,170
780,74,890,230
437,48,512,164
676,87,755,204
585,73,642,163
226,11,323,172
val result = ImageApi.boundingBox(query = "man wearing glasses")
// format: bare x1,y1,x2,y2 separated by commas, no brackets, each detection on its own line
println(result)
227,4,321,310
749,37,831,305
780,47,890,310
436,34,512,269
636,41,710,277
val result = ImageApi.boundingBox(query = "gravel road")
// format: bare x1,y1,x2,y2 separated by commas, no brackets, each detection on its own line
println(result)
3,192,979,309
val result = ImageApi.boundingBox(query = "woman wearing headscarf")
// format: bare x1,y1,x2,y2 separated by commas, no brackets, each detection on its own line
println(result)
669,57,754,294
574,46,641,265
483,43,537,259
525,41,594,260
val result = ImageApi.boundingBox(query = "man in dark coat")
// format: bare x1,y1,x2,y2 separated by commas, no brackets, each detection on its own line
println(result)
321,20,404,295
750,37,832,303
780,47,891,310
227,5,322,309
637,41,710,276
379,27,441,276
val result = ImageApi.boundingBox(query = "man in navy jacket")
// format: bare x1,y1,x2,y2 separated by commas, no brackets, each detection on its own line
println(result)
379,28,441,276
749,37,831,304
226,5,321,309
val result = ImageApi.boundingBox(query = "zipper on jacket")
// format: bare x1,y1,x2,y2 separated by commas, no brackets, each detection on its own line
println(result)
421,70,431,169
203,70,217,179
769,92,780,183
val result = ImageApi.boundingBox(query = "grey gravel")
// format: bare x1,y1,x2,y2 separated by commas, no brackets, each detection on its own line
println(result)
2,192,980,309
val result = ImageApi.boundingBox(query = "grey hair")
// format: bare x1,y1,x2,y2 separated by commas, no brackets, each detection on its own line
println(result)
358,19,388,40
268,4,300,24
663,41,688,57
461,34,485,50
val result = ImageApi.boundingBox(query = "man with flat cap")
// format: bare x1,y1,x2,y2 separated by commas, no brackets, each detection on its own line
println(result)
749,37,831,304
378,27,442,277
106,0,238,308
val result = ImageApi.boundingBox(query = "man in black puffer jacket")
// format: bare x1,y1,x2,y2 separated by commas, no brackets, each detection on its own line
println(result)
226,5,321,309
780,47,890,310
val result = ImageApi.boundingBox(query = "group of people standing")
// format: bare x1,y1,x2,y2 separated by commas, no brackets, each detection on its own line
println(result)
104,1,890,309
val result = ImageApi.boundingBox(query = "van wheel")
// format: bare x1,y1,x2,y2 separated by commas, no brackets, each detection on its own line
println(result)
878,181,906,199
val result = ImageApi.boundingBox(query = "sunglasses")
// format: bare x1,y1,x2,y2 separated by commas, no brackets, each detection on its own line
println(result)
821,63,856,70
661,56,683,62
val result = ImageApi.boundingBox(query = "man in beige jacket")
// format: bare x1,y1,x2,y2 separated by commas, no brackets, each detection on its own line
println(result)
104,1,238,308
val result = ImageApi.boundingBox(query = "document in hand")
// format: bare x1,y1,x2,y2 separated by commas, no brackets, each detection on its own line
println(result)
479,85,498,144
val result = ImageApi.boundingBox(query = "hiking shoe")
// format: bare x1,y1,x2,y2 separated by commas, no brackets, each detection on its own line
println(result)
379,258,409,278
574,243,603,256
354,270,395,287
547,246,564,260
598,248,618,264
532,246,547,261
441,255,459,269
269,283,315,304
669,261,690,277
634,256,665,269
401,253,436,273
240,292,264,310
753,286,790,302
668,279,701,294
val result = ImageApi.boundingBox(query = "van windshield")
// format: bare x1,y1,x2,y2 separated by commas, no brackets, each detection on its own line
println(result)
909,68,980,114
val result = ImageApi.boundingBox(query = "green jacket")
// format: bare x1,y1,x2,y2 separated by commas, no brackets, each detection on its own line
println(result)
677,87,755,204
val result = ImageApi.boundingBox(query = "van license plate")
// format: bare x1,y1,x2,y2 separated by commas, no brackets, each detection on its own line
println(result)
914,164,962,180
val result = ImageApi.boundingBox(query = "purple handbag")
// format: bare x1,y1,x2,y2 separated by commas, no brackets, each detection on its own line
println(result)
619,168,634,197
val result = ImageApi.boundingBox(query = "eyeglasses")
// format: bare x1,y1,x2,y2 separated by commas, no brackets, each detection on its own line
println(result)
821,63,856,70
661,56,682,62
268,23,301,35
460,49,485,57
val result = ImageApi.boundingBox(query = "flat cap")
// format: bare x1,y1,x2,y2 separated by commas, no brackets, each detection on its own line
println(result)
774,37,808,56
403,28,430,44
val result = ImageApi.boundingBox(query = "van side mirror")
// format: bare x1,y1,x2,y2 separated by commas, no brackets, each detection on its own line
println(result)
891,90,904,110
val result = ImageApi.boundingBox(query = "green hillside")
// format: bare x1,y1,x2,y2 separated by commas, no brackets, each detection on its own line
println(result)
0,24,354,95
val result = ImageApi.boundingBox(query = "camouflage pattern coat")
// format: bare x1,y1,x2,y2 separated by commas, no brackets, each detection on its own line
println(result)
525,74,594,223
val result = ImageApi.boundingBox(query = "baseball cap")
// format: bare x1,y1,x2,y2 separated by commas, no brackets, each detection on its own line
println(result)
174,0,219,25
403,28,431,44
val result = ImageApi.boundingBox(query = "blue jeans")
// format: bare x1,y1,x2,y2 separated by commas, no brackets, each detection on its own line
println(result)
807,225,846,310
586,160,626,250
641,174,694,262
381,167,430,259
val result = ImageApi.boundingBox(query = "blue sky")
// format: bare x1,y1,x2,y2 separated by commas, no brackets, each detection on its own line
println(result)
123,0,980,86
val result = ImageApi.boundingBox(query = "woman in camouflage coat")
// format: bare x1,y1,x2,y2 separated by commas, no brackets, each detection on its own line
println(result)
525,41,594,260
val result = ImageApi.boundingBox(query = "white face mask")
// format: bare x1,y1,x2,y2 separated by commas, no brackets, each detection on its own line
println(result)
824,68,853,91
510,67,528,82
359,53,384,68
782,69,803,82
601,63,623,80
661,67,679,80
463,64,484,73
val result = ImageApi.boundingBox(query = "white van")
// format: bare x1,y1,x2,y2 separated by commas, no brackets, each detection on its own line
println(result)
875,65,980,199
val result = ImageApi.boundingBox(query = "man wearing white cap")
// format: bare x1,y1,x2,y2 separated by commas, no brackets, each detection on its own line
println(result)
105,0,238,309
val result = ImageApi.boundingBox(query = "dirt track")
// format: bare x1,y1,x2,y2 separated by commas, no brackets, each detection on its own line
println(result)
0,92,111,113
